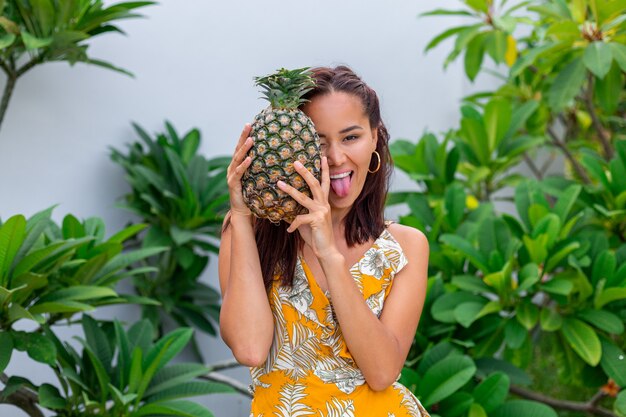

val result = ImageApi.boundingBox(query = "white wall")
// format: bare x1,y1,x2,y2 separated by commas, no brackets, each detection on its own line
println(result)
0,1,468,416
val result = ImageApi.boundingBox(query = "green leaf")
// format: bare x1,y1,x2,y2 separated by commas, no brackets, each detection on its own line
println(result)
38,383,67,409
128,347,143,394
561,318,601,366
466,0,488,13
484,98,511,152
0,33,15,49
29,300,95,314
0,332,13,372
146,363,211,397
584,41,613,78
473,372,510,413
21,30,53,49
578,309,624,334
38,286,117,303
616,390,626,417
548,57,587,111
516,301,539,330
474,358,531,386
83,345,110,403
432,292,486,323
465,33,486,81
594,287,626,309
12,331,56,365
452,275,491,292
438,392,474,417
595,62,622,114
144,381,233,402
540,278,574,296
518,263,540,291
0,214,27,287
540,308,563,331
611,43,626,72
469,403,488,417
599,338,626,387
491,400,558,417
454,302,487,328
132,400,214,417
420,355,476,407
485,30,508,64
440,234,489,271
424,26,472,52
504,319,527,349
421,9,475,17
108,223,148,243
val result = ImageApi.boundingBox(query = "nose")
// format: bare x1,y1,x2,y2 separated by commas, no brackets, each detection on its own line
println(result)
323,142,347,166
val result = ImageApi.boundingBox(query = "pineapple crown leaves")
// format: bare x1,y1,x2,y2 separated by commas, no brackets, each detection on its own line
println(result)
254,67,317,109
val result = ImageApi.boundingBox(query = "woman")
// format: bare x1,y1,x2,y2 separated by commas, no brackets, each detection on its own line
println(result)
218,66,430,416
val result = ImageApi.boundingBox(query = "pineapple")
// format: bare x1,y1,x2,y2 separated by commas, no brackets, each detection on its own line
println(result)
241,67,322,224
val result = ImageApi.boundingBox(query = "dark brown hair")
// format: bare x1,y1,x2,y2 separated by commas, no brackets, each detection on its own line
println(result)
228,65,393,291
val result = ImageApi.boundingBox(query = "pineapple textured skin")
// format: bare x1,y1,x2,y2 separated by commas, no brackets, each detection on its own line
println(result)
242,106,321,224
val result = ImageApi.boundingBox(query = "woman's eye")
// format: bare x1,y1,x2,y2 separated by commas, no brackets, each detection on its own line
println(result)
344,135,358,141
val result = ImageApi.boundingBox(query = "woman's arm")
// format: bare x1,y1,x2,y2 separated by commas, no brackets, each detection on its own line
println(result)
218,124,274,367
218,214,274,367
319,224,429,391
320,224,429,391
277,159,429,390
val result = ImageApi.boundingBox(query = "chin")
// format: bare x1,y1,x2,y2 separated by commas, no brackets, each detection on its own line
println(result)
329,193,358,210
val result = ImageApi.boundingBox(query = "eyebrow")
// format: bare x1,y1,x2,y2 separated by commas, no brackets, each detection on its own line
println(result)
318,125,363,138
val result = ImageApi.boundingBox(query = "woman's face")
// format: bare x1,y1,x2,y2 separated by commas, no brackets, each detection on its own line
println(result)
302,91,378,210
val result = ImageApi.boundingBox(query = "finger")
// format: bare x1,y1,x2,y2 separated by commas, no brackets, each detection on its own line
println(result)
320,156,330,197
277,180,314,210
234,136,254,163
233,156,252,177
293,160,323,201
235,123,253,151
286,214,315,233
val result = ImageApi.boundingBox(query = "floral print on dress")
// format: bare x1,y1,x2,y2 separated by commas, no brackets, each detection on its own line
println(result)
249,223,429,417
358,247,390,279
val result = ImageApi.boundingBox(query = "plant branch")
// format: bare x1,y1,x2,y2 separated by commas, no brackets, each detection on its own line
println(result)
510,385,615,417
523,152,543,179
200,372,252,398
0,58,13,77
0,70,17,133
205,358,242,372
583,74,613,161
0,372,44,417
547,125,592,184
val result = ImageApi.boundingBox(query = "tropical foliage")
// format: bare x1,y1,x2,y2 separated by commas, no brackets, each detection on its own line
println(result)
0,0,154,131
392,1,626,416
109,122,231,350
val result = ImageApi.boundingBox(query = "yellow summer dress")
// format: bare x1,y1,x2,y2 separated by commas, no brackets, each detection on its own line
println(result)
249,225,430,417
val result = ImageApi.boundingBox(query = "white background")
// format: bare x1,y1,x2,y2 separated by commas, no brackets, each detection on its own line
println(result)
0,1,492,415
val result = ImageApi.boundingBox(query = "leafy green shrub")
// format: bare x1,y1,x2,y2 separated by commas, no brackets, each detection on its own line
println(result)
0,0,154,131
390,1,626,416
110,122,231,347
3,315,233,417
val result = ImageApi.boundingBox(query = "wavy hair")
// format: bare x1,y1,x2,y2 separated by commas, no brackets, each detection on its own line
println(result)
227,65,393,291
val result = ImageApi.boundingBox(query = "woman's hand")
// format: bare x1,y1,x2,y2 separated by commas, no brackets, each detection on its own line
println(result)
277,157,338,259
226,123,254,217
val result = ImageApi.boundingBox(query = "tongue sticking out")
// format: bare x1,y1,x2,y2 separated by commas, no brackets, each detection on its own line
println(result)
330,174,351,197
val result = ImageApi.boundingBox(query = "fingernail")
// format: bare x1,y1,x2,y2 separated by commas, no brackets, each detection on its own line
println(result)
277,180,286,188
294,161,303,168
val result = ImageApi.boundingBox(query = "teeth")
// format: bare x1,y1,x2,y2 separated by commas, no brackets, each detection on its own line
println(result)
330,171,351,180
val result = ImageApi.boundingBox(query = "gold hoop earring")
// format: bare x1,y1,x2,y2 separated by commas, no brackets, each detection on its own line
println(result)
368,151,381,174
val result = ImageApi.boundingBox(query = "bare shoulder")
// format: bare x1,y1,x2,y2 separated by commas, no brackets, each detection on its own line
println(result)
386,222,429,253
